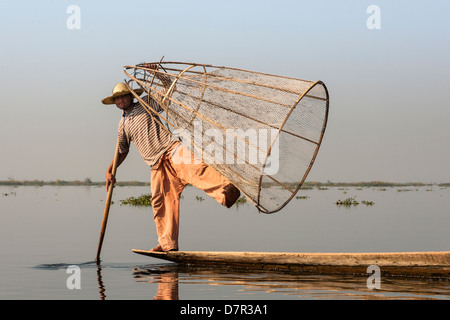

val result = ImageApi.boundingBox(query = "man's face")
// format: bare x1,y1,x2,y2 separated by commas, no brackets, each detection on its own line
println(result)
114,94,133,111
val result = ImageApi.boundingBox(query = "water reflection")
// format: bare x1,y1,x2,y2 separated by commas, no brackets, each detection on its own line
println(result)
133,266,180,300
131,264,450,300
96,265,106,300
32,260,449,300
35,261,109,300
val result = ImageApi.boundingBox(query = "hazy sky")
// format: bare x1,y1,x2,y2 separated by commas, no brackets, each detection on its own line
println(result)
1,0,449,183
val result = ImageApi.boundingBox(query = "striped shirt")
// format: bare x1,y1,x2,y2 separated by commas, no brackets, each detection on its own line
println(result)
118,94,178,168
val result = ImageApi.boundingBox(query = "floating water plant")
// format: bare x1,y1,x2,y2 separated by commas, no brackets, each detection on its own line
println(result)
195,196,205,202
335,197,374,207
236,196,247,203
235,196,248,207
120,194,152,206
335,197,359,206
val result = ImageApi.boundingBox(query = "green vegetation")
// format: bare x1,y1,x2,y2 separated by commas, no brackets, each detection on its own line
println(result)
0,179,441,210
304,181,431,188
195,196,205,202
118,194,248,207
335,197,374,207
335,197,359,207
119,194,152,206
0,178,149,187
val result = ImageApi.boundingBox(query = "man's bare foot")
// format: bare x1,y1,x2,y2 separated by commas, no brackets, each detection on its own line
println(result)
150,244,178,252
150,244,164,252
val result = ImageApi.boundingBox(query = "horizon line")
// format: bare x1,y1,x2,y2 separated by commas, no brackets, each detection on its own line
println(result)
0,179,448,187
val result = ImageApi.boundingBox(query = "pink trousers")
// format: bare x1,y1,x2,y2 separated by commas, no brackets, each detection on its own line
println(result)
150,142,231,251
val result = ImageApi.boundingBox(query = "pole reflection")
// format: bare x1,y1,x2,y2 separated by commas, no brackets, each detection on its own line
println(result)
96,264,106,300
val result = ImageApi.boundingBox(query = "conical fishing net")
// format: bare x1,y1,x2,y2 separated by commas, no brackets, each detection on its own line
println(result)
123,61,329,214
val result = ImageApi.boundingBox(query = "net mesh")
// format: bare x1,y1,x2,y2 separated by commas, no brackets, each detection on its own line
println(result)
123,61,329,213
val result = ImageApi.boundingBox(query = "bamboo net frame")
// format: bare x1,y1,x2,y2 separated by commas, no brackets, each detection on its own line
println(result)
123,61,329,214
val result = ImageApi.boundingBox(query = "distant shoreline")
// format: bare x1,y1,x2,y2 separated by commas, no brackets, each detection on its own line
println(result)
0,179,149,187
1,179,448,187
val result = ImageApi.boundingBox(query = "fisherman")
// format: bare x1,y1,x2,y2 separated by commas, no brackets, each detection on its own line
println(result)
101,63,240,252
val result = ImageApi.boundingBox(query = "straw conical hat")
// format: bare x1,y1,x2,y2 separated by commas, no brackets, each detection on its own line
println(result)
102,83,144,105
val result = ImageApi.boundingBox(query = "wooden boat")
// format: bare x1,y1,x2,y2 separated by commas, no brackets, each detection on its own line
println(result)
132,249,450,278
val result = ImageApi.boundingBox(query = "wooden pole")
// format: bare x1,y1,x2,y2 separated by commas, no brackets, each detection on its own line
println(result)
95,140,120,263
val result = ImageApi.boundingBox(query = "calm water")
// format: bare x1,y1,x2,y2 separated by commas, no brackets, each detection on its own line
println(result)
0,184,449,300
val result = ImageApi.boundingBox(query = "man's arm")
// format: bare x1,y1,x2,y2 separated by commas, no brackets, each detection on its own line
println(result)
142,63,174,110
106,151,128,190
143,63,171,86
